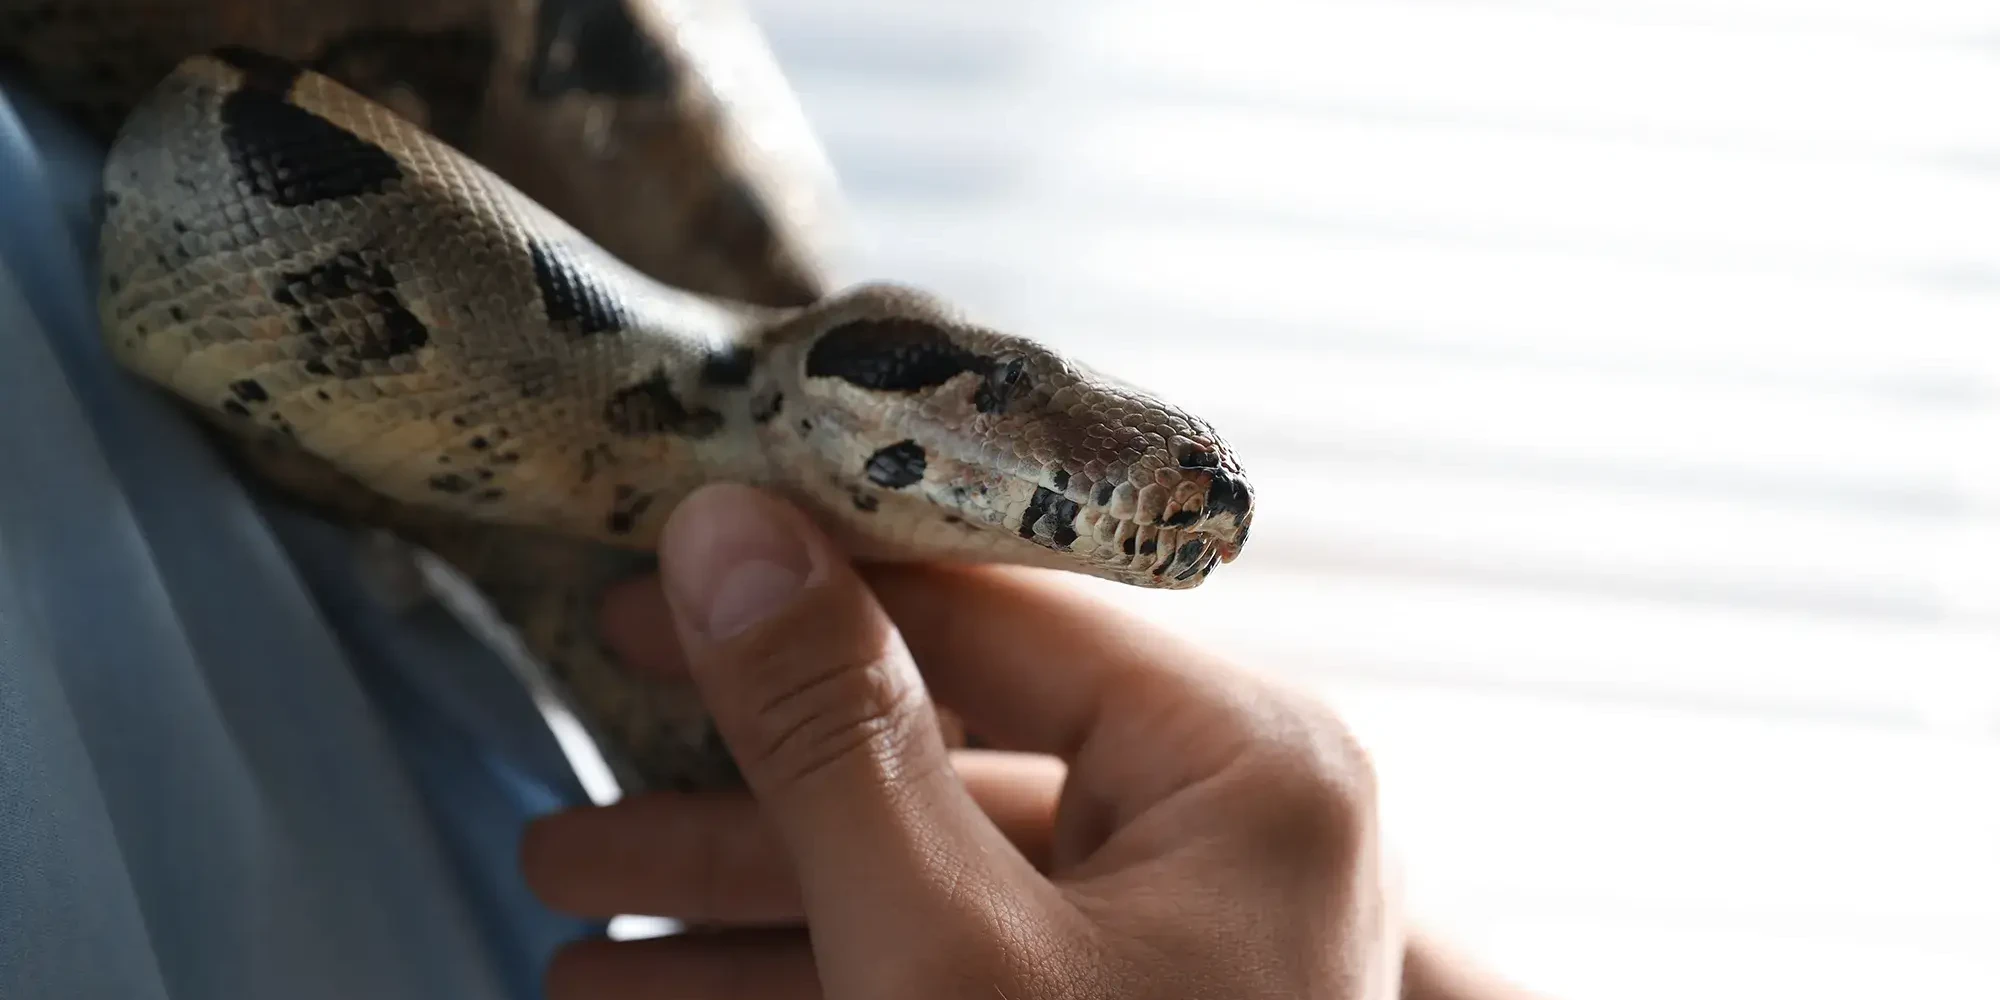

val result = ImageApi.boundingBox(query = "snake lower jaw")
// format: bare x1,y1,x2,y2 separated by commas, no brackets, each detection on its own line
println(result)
1079,521,1247,590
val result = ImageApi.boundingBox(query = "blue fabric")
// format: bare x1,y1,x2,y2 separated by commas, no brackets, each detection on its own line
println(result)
0,82,600,1000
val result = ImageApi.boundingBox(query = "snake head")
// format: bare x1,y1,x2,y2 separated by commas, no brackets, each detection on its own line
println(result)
756,283,1254,589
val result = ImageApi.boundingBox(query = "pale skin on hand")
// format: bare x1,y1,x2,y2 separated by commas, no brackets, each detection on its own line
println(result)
520,483,1548,1000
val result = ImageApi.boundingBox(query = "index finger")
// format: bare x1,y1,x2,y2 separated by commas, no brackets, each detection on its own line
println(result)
860,562,1241,759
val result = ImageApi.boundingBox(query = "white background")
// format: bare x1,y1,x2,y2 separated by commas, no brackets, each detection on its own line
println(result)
738,2,2000,995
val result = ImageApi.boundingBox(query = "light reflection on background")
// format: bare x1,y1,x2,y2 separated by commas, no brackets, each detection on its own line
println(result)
731,1,2000,995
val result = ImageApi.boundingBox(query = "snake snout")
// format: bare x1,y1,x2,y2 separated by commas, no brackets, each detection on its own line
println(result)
1197,467,1255,556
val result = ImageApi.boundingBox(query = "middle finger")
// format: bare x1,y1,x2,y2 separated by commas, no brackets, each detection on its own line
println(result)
522,749,1065,924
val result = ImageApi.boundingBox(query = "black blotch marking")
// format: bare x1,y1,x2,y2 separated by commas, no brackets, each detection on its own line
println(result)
752,391,784,424
973,356,1027,414
1140,538,1158,556
168,305,186,322
606,486,656,535
1051,469,1070,492
222,400,250,417
529,238,626,337
451,416,468,427
476,469,493,481
309,27,496,148
699,345,756,387
1172,539,1207,581
1121,536,1137,556
604,367,723,437
274,250,430,368
229,379,268,403
315,390,331,401
469,436,489,450
1019,488,1054,540
1179,449,1220,469
429,473,472,494
1203,470,1254,524
1050,511,1080,548
1094,481,1116,506
850,491,879,513
806,319,990,392
529,0,678,98
211,46,303,93
863,440,927,489
943,515,963,525
1163,509,1200,528
797,418,812,433
1018,486,1082,549
219,69,401,207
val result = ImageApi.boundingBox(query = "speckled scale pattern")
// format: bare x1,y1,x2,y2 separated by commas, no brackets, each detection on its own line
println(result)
102,57,766,552
62,14,1257,795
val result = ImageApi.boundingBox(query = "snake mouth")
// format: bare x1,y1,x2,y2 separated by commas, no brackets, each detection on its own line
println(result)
850,435,1252,590
1003,463,1254,589
1089,511,1247,586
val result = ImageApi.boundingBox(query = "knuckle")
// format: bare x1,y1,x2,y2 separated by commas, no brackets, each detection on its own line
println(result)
1237,699,1381,855
714,590,932,790
750,654,928,789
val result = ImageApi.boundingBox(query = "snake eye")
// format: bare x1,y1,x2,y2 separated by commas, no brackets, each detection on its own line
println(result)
974,356,1028,414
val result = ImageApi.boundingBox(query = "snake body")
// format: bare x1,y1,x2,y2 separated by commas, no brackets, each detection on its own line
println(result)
3,0,1256,791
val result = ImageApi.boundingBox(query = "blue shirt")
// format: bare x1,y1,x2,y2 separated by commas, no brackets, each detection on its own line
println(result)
0,82,600,1000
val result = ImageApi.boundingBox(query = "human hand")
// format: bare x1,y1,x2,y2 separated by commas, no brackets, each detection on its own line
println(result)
522,483,1404,998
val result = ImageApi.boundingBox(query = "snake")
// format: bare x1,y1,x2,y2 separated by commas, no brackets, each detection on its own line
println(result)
1,0,1256,792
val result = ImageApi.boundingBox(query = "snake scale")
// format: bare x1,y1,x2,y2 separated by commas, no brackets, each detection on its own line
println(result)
1,0,1256,792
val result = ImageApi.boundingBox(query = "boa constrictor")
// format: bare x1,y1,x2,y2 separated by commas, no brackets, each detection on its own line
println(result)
0,0,1256,791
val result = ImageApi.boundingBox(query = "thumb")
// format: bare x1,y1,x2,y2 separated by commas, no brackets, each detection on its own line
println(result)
655,483,1027,928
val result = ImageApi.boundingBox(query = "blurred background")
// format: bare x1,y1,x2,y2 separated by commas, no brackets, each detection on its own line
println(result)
737,0,2000,996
